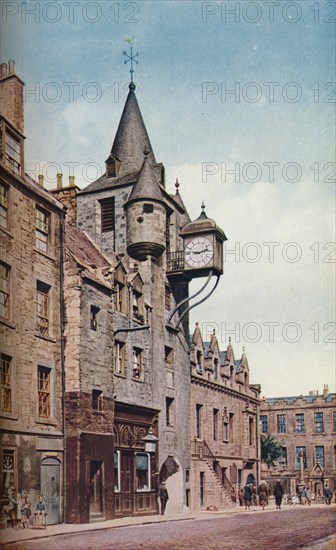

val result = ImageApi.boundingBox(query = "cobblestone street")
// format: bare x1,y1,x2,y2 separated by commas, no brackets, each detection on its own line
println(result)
3,506,335,550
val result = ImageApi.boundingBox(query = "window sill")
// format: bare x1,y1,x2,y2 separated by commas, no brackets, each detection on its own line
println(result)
36,418,58,426
114,373,127,379
0,412,18,420
0,226,13,238
0,317,16,329
34,333,56,343
35,248,56,262
132,377,144,383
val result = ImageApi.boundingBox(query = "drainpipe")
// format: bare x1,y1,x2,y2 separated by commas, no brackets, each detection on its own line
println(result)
60,211,66,523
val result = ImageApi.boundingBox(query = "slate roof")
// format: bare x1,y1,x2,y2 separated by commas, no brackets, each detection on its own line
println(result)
65,223,109,269
265,393,336,405
126,154,164,204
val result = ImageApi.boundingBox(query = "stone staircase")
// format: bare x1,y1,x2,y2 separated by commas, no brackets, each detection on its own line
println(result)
203,457,236,509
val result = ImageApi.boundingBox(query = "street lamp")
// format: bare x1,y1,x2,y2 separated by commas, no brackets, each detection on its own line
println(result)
142,427,159,454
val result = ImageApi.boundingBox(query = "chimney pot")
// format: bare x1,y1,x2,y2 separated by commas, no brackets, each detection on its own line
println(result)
0,63,7,78
8,60,15,75
69,175,75,187
57,173,63,189
38,175,44,187
323,384,329,398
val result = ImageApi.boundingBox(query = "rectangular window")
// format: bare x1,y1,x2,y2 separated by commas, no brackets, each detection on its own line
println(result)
295,446,307,469
90,305,99,331
100,197,115,233
1,354,12,413
1,449,15,497
295,413,305,433
36,281,50,336
280,447,287,464
213,408,219,440
196,404,202,439
132,347,143,380
260,415,268,433
164,286,171,311
92,390,103,412
213,359,219,380
223,420,228,441
0,182,8,227
277,414,286,434
164,346,174,368
0,262,10,319
249,417,254,446
115,341,126,376
166,397,174,427
114,451,120,492
135,453,150,491
5,131,21,175
314,412,324,433
35,206,49,252
196,350,202,374
38,366,51,418
115,282,125,313
143,203,153,214
315,446,324,467
229,413,234,443
132,290,144,323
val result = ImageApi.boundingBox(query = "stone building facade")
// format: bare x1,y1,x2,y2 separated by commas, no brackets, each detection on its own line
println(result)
190,325,261,511
260,386,336,498
0,61,65,525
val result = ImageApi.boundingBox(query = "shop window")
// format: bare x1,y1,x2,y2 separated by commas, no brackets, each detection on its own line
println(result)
0,261,10,319
114,451,120,492
1,354,12,413
36,281,50,336
35,205,50,253
1,449,16,497
135,453,150,491
38,366,51,418
0,182,8,227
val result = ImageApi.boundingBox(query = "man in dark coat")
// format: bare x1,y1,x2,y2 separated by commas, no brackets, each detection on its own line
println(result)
274,480,284,509
158,482,169,515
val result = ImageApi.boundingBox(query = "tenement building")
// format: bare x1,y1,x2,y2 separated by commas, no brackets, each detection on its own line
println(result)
190,325,261,511
0,61,65,525
260,385,336,497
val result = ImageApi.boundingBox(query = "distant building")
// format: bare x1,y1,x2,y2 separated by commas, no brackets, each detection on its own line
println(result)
0,61,65,525
190,325,261,511
260,385,336,497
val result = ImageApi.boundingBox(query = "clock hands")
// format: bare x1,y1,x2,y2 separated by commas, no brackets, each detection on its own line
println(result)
185,248,209,256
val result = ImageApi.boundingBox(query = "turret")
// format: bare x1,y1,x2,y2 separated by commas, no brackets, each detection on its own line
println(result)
125,148,167,261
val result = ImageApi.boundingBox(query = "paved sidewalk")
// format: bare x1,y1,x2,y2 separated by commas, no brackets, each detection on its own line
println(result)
1,503,333,547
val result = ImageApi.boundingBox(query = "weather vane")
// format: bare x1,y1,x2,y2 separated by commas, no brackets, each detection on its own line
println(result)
123,38,138,84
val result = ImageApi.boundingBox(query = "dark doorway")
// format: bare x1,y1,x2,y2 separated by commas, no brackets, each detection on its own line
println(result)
89,461,104,520
120,452,134,516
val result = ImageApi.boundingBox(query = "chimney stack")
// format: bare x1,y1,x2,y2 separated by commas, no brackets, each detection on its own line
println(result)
38,175,44,187
57,173,63,189
0,63,7,78
69,175,75,187
8,60,15,75
323,384,329,398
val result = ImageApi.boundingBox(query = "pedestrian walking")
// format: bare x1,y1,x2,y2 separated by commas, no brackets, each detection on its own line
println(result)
300,487,307,506
324,486,332,505
243,483,252,510
274,480,284,510
258,481,269,510
158,481,169,515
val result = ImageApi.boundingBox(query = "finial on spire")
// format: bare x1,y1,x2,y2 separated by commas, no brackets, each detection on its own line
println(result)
175,178,180,193
201,201,205,212
123,40,138,88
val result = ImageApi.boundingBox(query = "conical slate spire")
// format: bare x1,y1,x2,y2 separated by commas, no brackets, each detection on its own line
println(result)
110,85,156,179
126,148,164,204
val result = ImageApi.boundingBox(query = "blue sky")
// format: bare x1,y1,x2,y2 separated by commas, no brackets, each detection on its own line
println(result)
2,0,335,396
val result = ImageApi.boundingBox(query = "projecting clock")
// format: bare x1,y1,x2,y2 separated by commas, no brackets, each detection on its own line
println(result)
184,236,214,268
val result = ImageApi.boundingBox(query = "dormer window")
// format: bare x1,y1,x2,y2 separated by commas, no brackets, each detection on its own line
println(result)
105,155,120,178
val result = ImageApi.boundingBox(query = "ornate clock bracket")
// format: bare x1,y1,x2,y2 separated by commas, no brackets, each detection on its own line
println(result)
168,270,221,330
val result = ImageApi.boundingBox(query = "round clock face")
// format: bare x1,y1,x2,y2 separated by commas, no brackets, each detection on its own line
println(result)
184,236,214,268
